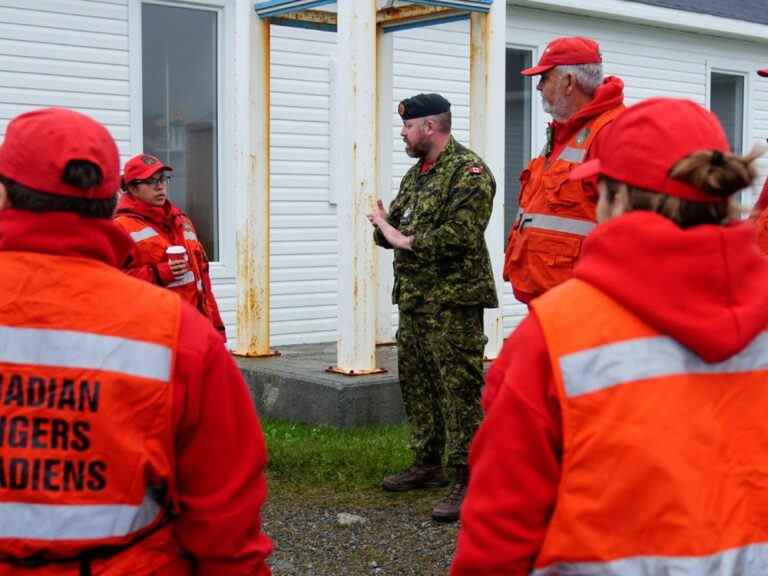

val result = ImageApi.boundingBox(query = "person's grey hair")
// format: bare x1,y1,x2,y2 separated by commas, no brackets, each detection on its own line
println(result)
557,63,603,95
427,111,452,134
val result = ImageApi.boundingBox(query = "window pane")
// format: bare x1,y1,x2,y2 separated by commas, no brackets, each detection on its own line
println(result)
711,72,744,154
505,49,533,241
142,4,219,259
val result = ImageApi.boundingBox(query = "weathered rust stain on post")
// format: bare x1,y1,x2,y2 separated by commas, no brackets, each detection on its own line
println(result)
235,18,278,358
470,9,505,361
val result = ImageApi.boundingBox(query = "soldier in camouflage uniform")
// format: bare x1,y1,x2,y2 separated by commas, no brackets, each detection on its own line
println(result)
367,93,498,523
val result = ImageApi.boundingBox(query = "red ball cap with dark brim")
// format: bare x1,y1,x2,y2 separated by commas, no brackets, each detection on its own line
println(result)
758,69,768,77
569,98,730,203
521,36,602,76
0,107,119,199
122,154,173,185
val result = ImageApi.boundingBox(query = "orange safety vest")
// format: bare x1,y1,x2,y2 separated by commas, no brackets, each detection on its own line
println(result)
530,279,768,574
0,252,189,575
504,106,624,301
114,214,206,311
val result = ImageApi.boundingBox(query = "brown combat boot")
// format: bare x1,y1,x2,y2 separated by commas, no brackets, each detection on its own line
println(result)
381,462,449,492
431,465,469,523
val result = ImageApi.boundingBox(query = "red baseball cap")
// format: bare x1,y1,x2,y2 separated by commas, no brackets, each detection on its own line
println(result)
570,98,730,203
758,69,768,77
122,154,172,185
521,36,602,76
0,107,119,199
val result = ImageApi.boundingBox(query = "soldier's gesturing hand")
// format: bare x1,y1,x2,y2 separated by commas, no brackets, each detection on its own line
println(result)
368,199,413,251
367,199,389,228
375,199,389,220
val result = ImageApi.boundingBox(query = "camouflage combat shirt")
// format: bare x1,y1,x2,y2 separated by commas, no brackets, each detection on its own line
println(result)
374,136,498,313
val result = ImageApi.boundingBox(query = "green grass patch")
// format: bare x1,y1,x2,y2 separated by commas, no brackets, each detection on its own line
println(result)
263,420,411,490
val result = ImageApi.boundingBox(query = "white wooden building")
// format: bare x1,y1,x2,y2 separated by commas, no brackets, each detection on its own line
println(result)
1,0,768,356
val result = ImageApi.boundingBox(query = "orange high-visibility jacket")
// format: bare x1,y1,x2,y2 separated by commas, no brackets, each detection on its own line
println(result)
114,213,206,310
0,251,189,575
504,107,623,302
530,278,768,574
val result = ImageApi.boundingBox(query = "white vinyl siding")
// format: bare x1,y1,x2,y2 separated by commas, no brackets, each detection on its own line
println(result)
0,1,130,154
270,25,337,346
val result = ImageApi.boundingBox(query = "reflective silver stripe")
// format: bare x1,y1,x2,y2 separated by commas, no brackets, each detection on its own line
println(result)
558,147,587,163
0,325,171,382
129,227,159,243
575,127,591,144
526,213,595,236
560,331,768,398
183,230,197,241
532,541,768,575
196,279,203,291
167,271,195,288
0,491,162,540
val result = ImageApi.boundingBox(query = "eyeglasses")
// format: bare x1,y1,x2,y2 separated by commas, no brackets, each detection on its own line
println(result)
135,174,171,188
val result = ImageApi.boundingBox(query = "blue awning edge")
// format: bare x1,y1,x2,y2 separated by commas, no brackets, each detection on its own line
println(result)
254,0,493,19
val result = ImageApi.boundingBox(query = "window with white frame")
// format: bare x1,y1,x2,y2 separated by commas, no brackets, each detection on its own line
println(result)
141,3,220,259
505,48,533,241
710,72,744,155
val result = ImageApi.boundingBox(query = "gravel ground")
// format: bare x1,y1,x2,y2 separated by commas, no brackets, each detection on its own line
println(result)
263,483,460,576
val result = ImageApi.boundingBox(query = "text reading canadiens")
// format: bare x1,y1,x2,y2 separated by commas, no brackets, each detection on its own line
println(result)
0,372,107,493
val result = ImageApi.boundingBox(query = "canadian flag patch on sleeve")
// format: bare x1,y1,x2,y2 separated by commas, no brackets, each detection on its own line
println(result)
468,166,483,174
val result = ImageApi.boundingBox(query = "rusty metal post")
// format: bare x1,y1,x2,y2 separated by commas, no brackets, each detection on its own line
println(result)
470,4,506,359
235,14,276,357
329,0,383,375
375,26,395,346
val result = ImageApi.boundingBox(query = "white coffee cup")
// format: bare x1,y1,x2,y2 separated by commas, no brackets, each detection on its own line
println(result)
165,245,188,264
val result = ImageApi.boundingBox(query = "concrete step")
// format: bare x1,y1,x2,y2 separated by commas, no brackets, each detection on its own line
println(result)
236,342,405,428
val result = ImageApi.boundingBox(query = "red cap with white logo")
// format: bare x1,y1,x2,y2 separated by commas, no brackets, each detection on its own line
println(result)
122,154,172,186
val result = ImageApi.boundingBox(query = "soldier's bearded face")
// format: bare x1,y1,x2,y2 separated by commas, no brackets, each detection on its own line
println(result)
401,119,430,158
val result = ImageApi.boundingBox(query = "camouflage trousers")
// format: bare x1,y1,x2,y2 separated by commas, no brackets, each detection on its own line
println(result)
397,306,486,470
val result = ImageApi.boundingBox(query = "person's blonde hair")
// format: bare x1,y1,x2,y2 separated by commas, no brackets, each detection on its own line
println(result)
603,147,763,228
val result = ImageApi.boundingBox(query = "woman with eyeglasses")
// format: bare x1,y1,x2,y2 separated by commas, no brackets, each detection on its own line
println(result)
114,154,226,341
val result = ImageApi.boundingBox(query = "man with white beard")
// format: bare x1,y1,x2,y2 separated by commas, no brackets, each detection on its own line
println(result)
502,37,625,306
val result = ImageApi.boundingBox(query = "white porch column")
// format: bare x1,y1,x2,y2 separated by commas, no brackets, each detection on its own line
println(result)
470,3,507,359
376,28,395,345
332,0,381,373
235,14,274,357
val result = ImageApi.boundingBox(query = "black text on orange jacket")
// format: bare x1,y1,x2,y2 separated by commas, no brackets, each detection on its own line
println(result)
0,251,191,575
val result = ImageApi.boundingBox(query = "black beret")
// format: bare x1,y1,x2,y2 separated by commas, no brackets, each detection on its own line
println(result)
398,93,451,120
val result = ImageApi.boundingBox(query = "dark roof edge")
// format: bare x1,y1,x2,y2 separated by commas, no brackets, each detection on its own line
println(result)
625,0,768,27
